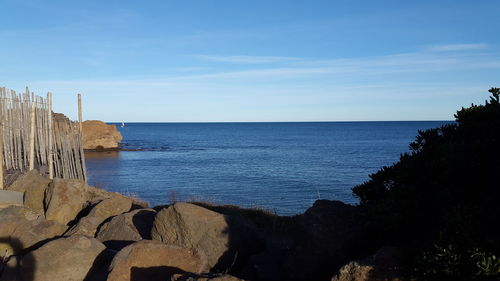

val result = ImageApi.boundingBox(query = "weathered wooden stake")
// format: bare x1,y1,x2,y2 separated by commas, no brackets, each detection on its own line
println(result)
77,93,87,181
0,123,4,189
47,92,54,179
78,94,82,133
29,97,36,170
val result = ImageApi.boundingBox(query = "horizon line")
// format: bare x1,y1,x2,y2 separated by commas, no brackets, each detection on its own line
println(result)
100,120,455,123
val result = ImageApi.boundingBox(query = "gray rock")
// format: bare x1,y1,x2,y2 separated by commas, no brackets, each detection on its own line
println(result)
0,190,23,209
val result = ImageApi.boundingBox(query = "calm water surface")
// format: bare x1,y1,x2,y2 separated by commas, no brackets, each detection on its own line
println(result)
85,121,451,215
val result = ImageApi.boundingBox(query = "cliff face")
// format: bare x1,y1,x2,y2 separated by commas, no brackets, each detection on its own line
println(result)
82,120,122,150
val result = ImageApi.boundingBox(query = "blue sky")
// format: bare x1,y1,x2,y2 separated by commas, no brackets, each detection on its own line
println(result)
1,0,499,122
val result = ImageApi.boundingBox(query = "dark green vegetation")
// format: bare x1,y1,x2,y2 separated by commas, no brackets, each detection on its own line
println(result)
353,88,500,280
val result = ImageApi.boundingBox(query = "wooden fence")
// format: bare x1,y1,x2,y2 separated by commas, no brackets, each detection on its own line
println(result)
0,86,86,188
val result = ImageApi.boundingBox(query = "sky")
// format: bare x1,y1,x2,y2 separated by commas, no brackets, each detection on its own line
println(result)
1,0,499,122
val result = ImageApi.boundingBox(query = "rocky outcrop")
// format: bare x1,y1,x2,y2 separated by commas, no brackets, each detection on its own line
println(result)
152,202,261,272
0,169,405,281
96,208,156,250
107,240,206,281
82,120,122,150
44,178,90,225
65,195,132,236
15,235,106,281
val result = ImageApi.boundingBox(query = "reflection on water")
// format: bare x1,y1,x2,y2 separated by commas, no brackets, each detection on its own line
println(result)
85,151,121,159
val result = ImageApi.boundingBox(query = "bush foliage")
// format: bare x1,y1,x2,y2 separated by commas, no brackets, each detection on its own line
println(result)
353,88,500,280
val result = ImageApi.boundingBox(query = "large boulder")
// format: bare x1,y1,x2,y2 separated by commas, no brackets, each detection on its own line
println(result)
151,203,260,272
44,178,90,225
107,240,206,281
16,235,106,281
0,206,39,257
82,120,122,150
96,208,156,250
283,200,373,281
65,195,132,236
5,169,50,194
11,217,67,252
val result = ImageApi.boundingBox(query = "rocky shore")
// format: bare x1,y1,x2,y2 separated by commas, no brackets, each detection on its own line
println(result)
82,120,122,151
0,170,406,281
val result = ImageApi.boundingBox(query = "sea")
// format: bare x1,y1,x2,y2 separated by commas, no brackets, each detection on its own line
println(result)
85,121,452,216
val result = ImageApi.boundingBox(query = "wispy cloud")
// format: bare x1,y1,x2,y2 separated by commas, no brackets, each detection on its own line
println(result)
427,43,488,52
192,55,299,64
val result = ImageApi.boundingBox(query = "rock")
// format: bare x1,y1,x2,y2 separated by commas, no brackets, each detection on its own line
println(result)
82,120,122,150
152,203,260,272
5,169,50,193
44,178,90,225
107,240,206,281
0,190,23,209
0,206,39,257
96,208,156,250
65,195,132,236
87,185,148,208
11,217,67,251
331,247,407,281
283,200,372,281
18,235,106,281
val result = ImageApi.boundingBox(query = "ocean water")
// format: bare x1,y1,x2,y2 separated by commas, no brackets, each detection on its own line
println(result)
85,121,451,215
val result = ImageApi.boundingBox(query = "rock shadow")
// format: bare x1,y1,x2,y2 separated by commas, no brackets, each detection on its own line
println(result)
130,266,188,281
0,237,35,281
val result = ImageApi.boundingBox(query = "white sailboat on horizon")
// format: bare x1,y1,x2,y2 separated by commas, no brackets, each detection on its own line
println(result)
121,121,125,128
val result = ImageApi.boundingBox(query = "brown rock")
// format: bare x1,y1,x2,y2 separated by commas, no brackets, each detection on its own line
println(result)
6,169,50,193
66,195,132,236
82,120,122,150
96,208,156,250
11,217,67,251
151,203,233,271
18,235,106,281
44,178,90,225
331,247,407,281
0,206,39,257
107,240,206,281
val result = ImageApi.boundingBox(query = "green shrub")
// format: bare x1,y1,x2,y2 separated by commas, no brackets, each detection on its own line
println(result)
352,88,500,280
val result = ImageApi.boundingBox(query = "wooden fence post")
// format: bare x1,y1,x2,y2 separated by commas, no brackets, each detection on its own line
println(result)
29,95,36,171
0,123,4,189
77,93,87,181
78,94,82,133
47,92,54,179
